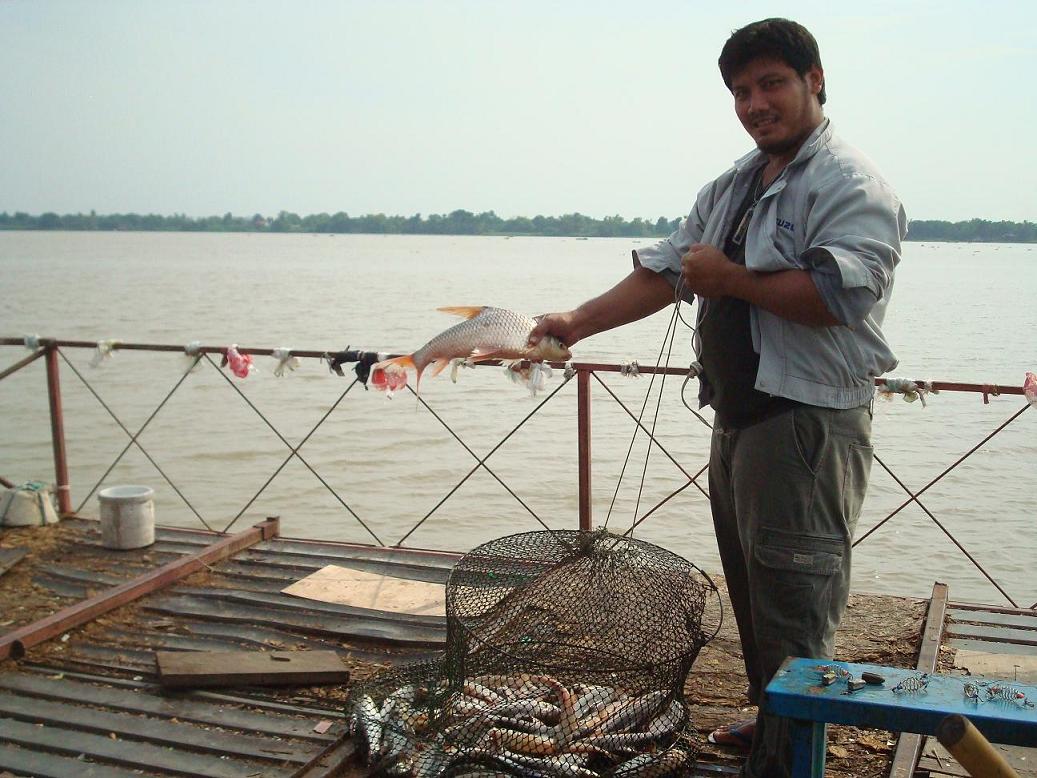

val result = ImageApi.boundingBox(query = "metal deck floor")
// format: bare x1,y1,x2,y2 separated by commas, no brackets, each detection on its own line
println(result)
0,518,454,777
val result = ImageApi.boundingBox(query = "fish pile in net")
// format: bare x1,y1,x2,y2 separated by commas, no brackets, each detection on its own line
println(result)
348,529,720,777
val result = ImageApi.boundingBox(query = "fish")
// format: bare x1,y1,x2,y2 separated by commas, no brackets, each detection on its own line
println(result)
349,694,384,763
1025,371,1037,406
371,306,571,398
609,748,690,777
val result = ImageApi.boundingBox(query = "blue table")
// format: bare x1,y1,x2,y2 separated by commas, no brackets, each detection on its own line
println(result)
764,657,1037,777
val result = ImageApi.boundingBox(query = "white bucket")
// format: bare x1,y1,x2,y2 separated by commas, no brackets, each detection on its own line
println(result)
98,485,155,550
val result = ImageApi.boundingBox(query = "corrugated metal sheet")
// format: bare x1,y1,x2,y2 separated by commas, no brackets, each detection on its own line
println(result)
0,518,450,777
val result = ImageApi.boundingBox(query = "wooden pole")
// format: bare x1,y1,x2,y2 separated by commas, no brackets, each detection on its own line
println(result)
45,344,72,514
937,714,1021,778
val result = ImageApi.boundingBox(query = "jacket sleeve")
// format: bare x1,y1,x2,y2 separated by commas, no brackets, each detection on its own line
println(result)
801,173,907,326
632,180,715,288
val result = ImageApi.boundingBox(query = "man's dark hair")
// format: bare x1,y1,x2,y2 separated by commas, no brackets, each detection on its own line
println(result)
718,18,826,105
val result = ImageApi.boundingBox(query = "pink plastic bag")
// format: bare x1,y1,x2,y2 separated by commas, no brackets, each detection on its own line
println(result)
370,365,408,397
224,345,254,379
1024,371,1037,407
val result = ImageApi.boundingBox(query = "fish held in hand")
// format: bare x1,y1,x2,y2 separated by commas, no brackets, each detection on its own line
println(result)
371,306,571,398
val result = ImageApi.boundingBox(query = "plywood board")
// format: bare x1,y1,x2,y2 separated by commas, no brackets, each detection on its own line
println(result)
281,565,445,616
953,648,1037,683
156,650,349,689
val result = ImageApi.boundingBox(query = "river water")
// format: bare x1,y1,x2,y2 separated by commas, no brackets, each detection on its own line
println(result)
1,231,1034,606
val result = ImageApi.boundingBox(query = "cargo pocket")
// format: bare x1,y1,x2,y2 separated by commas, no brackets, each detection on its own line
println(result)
843,442,874,530
752,527,843,640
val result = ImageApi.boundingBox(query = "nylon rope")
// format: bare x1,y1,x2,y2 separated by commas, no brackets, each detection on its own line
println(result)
395,376,574,548
202,354,381,542
61,349,215,531
606,277,702,539
223,377,371,538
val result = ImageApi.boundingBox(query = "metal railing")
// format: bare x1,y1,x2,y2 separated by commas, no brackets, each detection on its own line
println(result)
1,337,1033,608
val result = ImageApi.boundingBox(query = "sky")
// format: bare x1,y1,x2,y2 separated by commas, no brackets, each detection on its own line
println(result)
1,0,1035,223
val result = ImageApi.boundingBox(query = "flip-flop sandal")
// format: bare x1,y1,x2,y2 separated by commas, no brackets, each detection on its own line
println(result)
706,718,755,751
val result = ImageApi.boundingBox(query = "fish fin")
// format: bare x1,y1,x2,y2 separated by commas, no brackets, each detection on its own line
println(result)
468,349,504,363
426,358,451,379
372,354,415,372
437,306,486,320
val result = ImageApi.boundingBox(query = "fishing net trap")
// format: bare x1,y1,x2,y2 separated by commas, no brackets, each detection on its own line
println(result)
348,529,721,777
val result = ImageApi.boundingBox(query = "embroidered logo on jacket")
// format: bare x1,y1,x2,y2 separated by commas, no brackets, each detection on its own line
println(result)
776,218,795,233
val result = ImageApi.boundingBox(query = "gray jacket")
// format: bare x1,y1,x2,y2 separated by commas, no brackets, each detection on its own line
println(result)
635,119,908,410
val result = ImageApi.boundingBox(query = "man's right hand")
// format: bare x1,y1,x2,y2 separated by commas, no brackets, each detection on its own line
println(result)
527,311,581,349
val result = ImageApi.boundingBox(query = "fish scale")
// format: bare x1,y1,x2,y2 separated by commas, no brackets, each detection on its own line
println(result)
416,308,537,366
372,305,571,397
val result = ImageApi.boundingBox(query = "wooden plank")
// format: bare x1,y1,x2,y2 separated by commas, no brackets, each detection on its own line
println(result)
0,547,27,577
889,581,948,778
0,742,149,778
156,649,350,689
0,517,279,661
0,716,287,777
0,672,342,741
0,690,318,764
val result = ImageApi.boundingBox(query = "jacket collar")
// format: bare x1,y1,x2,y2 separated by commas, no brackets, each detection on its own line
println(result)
732,117,832,172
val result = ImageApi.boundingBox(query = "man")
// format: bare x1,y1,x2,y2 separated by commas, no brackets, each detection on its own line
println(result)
528,18,906,777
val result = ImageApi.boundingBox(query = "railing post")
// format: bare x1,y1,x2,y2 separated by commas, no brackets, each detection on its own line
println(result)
577,368,591,531
45,343,72,515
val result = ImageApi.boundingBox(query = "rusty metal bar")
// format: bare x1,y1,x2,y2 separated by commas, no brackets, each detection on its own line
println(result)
578,369,592,531
44,345,72,515
1,341,1030,390
0,517,280,661
0,348,45,382
888,581,949,778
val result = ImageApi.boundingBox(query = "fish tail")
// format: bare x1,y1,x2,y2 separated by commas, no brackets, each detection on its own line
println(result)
372,354,415,373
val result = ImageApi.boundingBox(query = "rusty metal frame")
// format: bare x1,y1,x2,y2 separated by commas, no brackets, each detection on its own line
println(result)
854,402,1032,606
0,517,279,661
2,338,1033,608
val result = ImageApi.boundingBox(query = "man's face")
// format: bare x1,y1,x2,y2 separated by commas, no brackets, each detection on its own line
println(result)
730,58,824,158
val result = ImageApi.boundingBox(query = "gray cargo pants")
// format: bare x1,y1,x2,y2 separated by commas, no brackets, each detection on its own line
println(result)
708,403,874,778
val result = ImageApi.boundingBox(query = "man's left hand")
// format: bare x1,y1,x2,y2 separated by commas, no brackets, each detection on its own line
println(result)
681,243,742,298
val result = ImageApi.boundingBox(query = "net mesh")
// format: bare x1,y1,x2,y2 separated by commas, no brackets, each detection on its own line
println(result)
348,529,720,777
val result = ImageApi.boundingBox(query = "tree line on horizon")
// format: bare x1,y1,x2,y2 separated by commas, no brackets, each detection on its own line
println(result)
1,209,1035,243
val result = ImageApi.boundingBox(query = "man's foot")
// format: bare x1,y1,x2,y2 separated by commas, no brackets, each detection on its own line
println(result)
706,718,755,751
